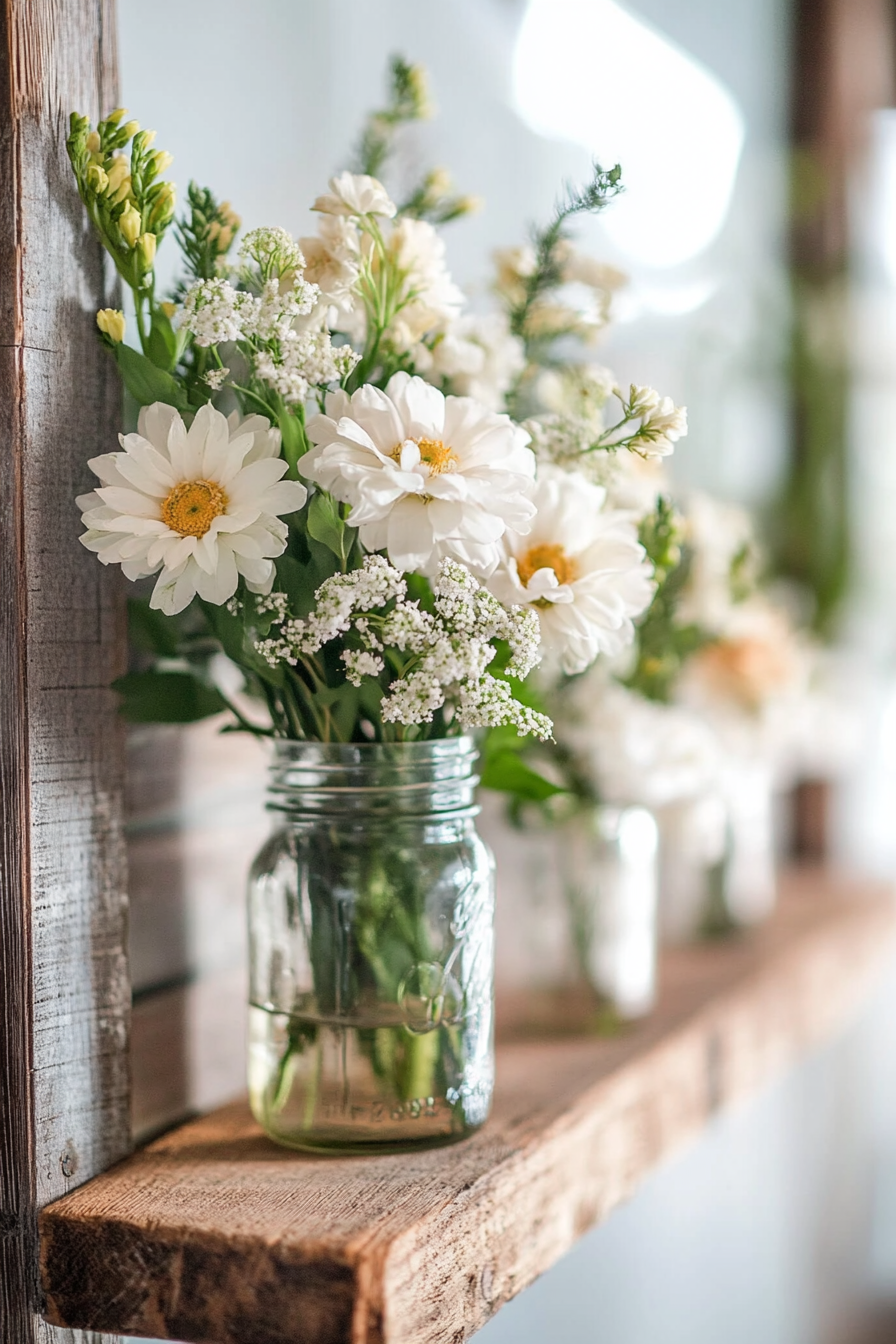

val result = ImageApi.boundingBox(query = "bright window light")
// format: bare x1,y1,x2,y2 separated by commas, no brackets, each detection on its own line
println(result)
513,0,745,268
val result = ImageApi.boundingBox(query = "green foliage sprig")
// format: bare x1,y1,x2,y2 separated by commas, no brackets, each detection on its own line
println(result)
508,163,623,346
621,498,708,703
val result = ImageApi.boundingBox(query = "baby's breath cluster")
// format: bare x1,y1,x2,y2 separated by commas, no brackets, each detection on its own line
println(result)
255,556,550,739
181,227,360,402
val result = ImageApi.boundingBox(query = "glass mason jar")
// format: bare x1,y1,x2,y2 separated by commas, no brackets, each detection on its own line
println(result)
561,805,659,1019
247,736,495,1154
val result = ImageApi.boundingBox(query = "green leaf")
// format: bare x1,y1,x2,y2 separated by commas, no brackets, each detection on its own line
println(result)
112,670,228,723
127,597,181,657
479,750,567,802
278,409,307,478
274,552,319,619
307,491,350,564
145,308,178,371
112,342,189,410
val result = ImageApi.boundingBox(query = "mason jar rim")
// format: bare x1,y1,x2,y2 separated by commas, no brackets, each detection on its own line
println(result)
266,734,481,817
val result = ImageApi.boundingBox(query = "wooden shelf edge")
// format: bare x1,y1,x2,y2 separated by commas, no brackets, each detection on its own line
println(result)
39,870,896,1344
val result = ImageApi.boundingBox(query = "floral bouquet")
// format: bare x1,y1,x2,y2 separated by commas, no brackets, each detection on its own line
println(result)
66,60,688,1146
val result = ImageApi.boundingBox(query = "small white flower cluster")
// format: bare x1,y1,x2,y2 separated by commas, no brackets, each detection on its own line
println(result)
256,555,407,664
239,226,307,281
622,385,688,458
247,277,318,341
203,366,229,391
181,278,258,346
181,274,318,348
254,330,359,404
255,554,550,738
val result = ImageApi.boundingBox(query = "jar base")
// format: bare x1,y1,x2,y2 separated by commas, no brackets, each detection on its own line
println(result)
254,1123,485,1157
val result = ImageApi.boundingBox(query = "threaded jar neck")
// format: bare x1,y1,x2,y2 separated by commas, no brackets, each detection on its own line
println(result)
267,736,480,817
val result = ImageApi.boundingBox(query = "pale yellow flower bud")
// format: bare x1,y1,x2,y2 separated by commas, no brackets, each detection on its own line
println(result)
220,202,241,230
105,156,129,194
407,64,433,118
121,120,140,140
110,175,132,206
86,163,108,193
142,129,157,147
425,167,452,197
159,302,176,320
216,225,234,251
119,203,141,247
106,107,127,126
150,149,173,176
86,131,101,155
454,194,482,217
96,308,125,343
137,232,157,269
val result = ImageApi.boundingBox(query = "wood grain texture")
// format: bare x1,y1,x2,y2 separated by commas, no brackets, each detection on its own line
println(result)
0,2,129,1341
40,871,896,1344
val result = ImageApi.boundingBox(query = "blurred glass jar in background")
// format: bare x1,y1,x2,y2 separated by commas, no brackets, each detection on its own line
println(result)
562,805,659,1019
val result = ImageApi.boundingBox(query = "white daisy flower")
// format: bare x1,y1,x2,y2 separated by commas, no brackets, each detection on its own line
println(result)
488,466,655,674
312,171,397,219
77,402,307,616
302,372,536,576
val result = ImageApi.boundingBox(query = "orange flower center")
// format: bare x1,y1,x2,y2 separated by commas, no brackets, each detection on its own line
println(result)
517,542,579,589
393,436,458,475
161,479,228,537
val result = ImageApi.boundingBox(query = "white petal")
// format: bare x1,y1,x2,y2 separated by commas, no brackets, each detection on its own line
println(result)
227,458,289,506
138,402,184,454
194,542,238,604
150,563,198,615
96,486,161,519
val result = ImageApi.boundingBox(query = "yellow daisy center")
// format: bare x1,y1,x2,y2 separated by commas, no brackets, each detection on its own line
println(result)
161,479,228,538
392,436,459,475
517,542,579,589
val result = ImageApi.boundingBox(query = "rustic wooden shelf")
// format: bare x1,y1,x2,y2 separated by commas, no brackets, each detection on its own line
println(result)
39,869,896,1344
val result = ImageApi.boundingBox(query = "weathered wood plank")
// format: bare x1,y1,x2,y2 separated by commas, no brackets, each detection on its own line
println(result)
39,872,896,1344
0,2,129,1340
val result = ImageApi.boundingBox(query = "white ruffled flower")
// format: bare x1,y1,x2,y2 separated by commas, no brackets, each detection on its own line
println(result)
430,312,525,411
488,466,655,674
299,214,361,305
562,677,721,808
628,394,688,458
386,218,465,349
302,372,537,576
313,171,397,219
77,403,307,615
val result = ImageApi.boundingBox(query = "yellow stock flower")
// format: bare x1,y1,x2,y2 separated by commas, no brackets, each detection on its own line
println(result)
86,163,108,193
105,156,129,194
96,309,125,343
137,233,157,268
119,203,141,247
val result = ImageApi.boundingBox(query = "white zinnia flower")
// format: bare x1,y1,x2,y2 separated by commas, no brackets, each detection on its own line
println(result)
299,214,361,305
562,677,721,809
488,466,654,674
302,372,537,576
386,218,465,349
77,403,307,615
430,312,525,411
313,171,396,219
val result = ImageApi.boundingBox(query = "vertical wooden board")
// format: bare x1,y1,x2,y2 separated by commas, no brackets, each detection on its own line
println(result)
0,1,129,1341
